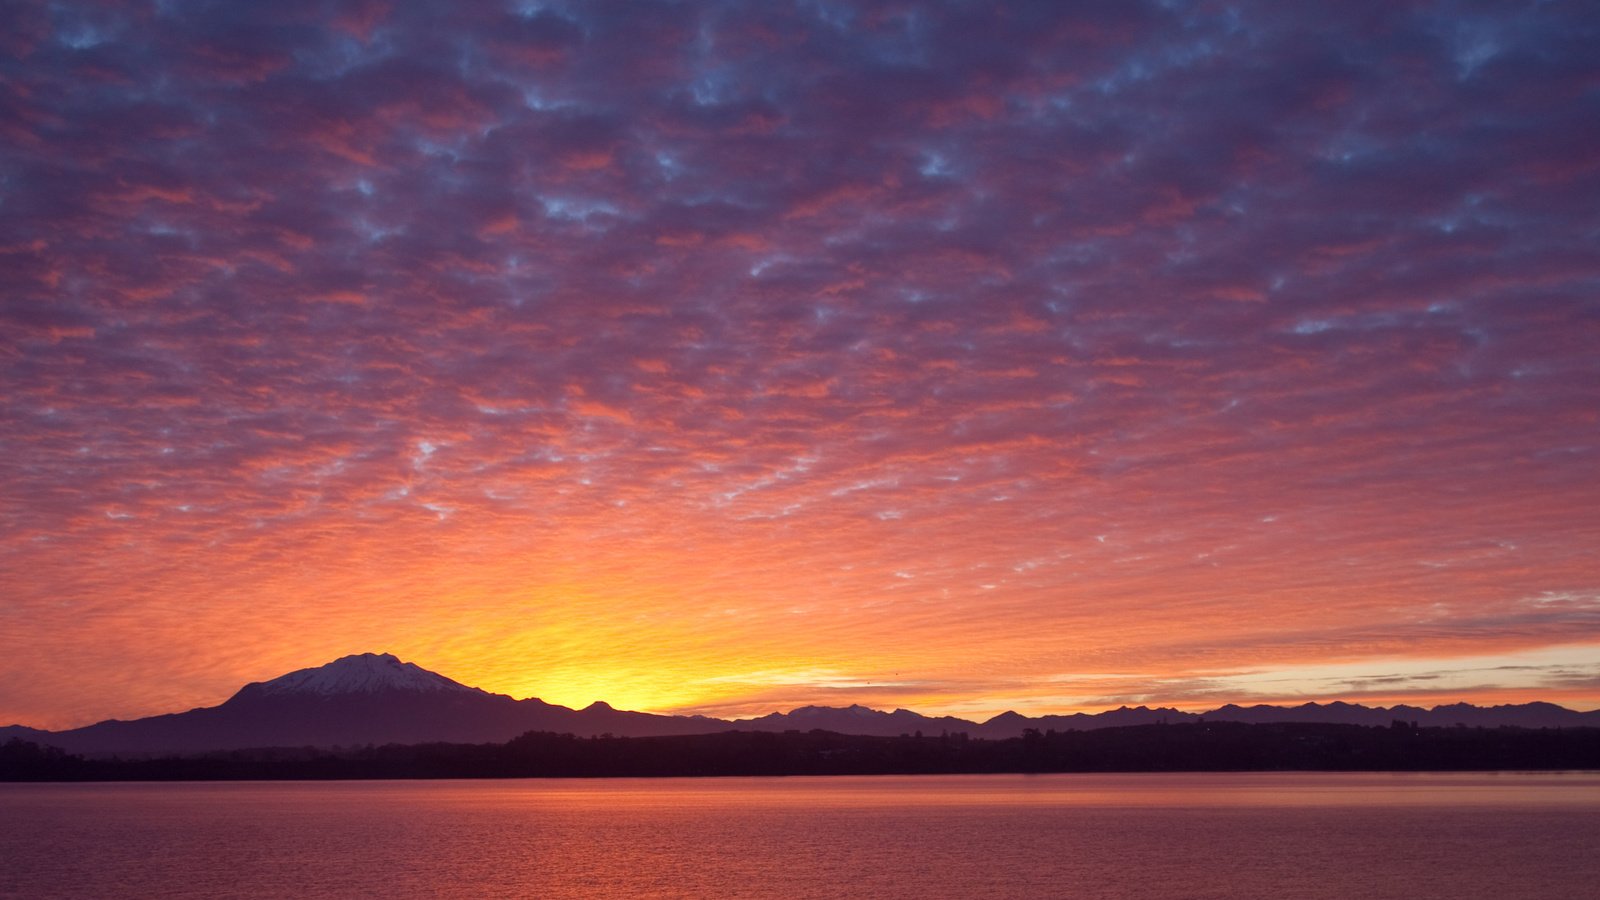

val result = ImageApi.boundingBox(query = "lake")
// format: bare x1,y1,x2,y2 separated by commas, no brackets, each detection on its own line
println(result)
3,772,1598,898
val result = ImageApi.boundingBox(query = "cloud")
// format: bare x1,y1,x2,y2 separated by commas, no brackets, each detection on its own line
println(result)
2,0,1598,728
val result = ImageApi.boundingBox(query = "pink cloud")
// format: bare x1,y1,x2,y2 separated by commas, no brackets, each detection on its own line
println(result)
1,0,1597,729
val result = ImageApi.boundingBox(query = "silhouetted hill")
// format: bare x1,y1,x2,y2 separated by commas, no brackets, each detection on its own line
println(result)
1201,700,1600,729
0,725,54,744
10,652,1599,756
6,721,1599,781
734,704,978,737
977,705,1197,737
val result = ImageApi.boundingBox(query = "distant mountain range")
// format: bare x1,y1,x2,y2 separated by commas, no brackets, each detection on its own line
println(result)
4,652,1597,756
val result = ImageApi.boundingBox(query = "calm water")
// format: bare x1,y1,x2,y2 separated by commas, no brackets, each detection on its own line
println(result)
3,773,1598,899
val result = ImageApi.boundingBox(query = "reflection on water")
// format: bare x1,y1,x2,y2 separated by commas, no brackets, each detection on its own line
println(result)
3,773,1598,899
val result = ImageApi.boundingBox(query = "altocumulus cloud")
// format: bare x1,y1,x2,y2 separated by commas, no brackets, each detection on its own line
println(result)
1,0,1598,728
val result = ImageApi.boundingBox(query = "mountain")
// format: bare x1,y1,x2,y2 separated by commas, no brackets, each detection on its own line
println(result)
0,725,55,744
17,653,717,756
743,704,1203,740
1199,700,1600,730
976,705,1198,737
7,653,1598,756
732,704,980,738
239,652,485,697
1411,701,1600,729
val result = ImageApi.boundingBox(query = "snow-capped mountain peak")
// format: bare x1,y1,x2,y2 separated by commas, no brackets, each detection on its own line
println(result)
785,704,883,719
247,652,483,697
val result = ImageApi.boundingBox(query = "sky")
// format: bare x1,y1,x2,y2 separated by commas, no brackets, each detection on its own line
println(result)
3,0,1598,731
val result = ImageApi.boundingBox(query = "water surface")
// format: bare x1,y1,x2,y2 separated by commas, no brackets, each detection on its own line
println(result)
3,772,1597,898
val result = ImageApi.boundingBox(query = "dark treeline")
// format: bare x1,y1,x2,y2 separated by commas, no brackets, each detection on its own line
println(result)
4,721,1598,781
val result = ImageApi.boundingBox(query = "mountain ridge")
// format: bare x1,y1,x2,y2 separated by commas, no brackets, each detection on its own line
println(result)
5,653,1597,756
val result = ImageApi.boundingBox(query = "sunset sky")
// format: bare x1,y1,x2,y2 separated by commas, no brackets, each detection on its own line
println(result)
3,1,1598,731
